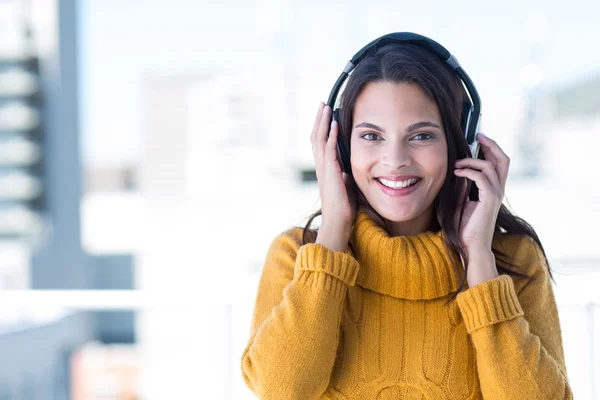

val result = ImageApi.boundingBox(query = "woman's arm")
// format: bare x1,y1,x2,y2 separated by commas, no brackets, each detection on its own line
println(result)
240,228,359,399
456,236,573,399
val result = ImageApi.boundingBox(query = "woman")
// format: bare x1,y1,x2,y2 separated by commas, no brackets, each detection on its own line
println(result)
240,37,573,399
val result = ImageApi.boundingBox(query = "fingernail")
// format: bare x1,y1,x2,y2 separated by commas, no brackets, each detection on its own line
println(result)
478,132,487,138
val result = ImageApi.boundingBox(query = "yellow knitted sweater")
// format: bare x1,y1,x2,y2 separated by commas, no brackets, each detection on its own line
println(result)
240,206,572,399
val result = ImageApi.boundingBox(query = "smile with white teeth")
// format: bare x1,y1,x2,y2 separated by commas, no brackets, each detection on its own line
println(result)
378,177,420,189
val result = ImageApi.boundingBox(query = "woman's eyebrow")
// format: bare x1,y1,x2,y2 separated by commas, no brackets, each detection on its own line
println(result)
354,121,441,133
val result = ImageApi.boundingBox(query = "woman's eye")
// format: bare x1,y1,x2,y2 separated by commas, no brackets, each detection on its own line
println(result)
360,132,380,141
412,133,433,141
359,132,433,142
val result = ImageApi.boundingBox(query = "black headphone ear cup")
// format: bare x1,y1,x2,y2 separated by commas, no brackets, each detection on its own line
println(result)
333,108,352,175
460,101,481,201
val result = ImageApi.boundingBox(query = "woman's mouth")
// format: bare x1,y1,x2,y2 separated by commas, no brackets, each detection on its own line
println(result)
376,177,422,197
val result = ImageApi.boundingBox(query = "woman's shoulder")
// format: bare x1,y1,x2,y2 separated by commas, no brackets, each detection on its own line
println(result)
258,226,318,279
492,233,549,283
493,233,544,262
266,226,315,256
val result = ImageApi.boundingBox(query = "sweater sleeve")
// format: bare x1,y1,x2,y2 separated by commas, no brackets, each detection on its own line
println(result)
455,236,573,400
240,228,359,399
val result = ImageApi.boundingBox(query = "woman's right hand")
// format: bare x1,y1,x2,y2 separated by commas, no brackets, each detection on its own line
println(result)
310,102,358,247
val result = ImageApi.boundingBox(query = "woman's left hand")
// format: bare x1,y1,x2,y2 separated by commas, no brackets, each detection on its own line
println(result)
453,132,510,273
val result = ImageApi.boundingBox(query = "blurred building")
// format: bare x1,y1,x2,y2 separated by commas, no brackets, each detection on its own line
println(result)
0,1,136,398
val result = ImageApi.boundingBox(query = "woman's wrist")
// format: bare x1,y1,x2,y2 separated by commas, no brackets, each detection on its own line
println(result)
316,224,351,253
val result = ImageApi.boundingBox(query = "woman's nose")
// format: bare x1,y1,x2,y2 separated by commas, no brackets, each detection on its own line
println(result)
382,145,412,168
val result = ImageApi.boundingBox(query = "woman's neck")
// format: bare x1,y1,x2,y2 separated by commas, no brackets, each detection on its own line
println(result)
383,205,439,237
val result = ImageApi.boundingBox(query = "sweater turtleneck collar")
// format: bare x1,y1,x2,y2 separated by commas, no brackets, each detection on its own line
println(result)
349,205,465,300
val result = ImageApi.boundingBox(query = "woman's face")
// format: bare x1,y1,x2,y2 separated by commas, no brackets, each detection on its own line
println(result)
350,81,448,236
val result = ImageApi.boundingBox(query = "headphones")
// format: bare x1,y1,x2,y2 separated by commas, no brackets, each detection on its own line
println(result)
325,32,483,199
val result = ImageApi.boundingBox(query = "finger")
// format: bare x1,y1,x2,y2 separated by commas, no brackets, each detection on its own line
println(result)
476,133,510,191
318,106,334,160
312,104,330,158
453,168,499,203
454,158,501,193
311,102,325,140
475,133,497,169
325,120,338,152
326,119,338,158
318,105,332,142
311,102,325,152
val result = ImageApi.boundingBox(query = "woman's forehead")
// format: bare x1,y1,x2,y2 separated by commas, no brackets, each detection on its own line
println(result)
353,82,442,125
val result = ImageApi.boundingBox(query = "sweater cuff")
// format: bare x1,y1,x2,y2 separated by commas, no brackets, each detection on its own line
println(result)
456,274,524,334
295,243,359,287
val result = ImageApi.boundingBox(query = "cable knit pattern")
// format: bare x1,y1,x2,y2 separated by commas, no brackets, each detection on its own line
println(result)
240,206,573,399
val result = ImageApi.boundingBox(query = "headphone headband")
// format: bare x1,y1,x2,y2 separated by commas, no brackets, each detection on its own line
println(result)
326,31,482,176
350,32,451,67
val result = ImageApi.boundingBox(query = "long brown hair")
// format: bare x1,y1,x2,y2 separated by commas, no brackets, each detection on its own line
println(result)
302,42,553,304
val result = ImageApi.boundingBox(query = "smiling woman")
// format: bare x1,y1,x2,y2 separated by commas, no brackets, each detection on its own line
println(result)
241,33,573,400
